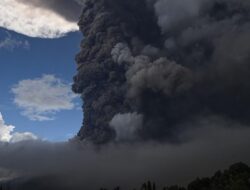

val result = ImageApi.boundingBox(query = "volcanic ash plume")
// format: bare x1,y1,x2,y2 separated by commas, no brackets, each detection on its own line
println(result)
1,1,250,189
73,0,250,143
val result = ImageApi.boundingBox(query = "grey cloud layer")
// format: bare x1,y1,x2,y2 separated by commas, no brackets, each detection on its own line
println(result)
17,0,82,22
0,119,250,189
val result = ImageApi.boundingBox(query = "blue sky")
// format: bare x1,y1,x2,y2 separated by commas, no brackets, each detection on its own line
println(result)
0,28,83,141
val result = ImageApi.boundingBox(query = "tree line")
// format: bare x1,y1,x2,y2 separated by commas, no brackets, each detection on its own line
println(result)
100,162,250,190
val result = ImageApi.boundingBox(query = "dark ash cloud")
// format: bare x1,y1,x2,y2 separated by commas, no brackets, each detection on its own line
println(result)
72,0,250,143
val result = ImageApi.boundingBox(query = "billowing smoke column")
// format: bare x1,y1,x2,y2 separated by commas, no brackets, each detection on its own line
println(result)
73,0,161,143
73,0,250,143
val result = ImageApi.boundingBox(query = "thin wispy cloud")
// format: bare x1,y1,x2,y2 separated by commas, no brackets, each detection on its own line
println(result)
0,32,30,50
0,112,37,143
0,0,79,38
11,75,78,121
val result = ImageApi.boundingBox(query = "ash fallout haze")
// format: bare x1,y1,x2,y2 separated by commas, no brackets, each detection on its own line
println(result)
0,0,250,189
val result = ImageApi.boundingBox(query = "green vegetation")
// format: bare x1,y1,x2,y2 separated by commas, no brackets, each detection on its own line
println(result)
100,163,250,190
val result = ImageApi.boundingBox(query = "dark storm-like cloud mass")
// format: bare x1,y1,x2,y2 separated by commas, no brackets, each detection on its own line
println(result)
17,0,83,22
72,0,250,143
0,119,250,189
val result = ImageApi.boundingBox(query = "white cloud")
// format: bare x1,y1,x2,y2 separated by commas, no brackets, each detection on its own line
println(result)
0,32,30,50
0,0,78,38
0,112,37,143
0,113,14,142
10,132,38,143
11,75,78,121
110,112,143,141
